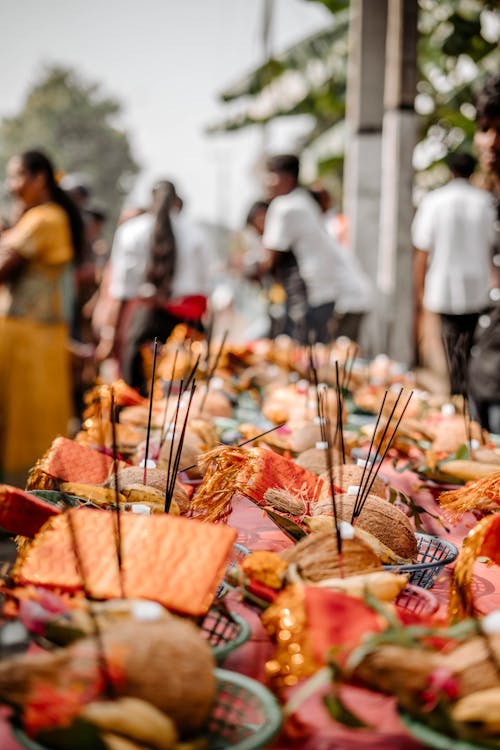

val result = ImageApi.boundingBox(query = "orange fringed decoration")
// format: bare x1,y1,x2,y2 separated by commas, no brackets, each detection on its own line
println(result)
449,514,500,621
192,446,324,523
439,471,500,518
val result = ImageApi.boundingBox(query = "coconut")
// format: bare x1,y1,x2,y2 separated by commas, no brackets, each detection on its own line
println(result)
279,530,382,582
318,464,387,499
295,447,343,475
158,432,204,479
0,618,216,736
311,493,417,561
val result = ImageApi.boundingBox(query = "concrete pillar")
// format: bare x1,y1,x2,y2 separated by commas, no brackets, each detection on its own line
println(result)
343,0,388,357
378,0,418,364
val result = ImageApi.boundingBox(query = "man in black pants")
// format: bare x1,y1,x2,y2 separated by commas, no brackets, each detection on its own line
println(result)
412,151,496,395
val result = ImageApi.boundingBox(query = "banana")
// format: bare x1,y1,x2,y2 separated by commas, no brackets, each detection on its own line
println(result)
439,460,499,482
60,483,126,507
452,688,500,732
102,733,145,750
314,570,408,601
82,697,178,750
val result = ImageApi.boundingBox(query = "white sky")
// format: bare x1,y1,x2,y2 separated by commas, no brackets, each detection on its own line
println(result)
0,0,331,228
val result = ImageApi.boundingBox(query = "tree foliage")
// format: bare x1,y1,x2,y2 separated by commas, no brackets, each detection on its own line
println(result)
0,66,140,230
207,0,499,182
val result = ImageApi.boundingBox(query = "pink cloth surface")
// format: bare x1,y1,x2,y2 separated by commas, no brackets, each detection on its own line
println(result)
4,464,500,749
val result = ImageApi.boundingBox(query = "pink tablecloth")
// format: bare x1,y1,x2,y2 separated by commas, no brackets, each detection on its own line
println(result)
4,466,500,750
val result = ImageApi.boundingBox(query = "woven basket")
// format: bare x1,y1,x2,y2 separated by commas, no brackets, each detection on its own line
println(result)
394,583,439,616
217,543,250,599
400,710,489,749
202,606,251,663
384,533,458,589
11,668,282,750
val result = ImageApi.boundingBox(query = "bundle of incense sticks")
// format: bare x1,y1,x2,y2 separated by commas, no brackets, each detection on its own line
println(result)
164,380,197,512
351,388,413,523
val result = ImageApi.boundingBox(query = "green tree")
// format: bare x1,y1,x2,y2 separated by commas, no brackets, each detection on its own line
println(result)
208,0,499,185
0,65,140,231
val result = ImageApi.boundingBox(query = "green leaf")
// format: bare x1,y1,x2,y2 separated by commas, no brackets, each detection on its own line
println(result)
324,690,370,728
38,718,107,750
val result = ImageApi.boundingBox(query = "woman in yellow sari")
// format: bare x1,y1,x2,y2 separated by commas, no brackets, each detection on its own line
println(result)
0,150,84,486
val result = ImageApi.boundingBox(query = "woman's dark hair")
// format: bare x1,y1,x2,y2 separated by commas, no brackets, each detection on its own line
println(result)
20,150,85,262
145,180,177,301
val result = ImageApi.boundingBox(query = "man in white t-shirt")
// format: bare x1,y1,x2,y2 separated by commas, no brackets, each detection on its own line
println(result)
412,151,496,394
261,154,339,344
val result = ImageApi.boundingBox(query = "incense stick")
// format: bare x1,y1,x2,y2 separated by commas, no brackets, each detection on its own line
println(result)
165,381,197,512
159,349,179,451
143,337,159,484
319,388,342,555
334,361,345,463
110,388,125,599
353,390,413,521
164,379,184,511
352,388,404,520
351,390,390,523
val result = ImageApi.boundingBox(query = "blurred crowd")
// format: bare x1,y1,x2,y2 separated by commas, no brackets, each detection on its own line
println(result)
0,73,498,484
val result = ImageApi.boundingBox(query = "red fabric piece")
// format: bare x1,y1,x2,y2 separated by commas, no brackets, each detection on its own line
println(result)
41,437,113,484
479,514,500,564
304,587,384,666
0,485,60,538
164,294,207,320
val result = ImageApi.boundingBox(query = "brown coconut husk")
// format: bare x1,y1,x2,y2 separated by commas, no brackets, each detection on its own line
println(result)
319,464,387,499
311,493,417,561
0,618,216,736
158,433,204,479
279,530,382,582
295,447,343,476
351,644,445,712
443,633,500,699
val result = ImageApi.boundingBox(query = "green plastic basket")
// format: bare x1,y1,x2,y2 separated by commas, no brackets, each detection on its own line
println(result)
11,668,282,750
201,606,251,663
400,711,491,750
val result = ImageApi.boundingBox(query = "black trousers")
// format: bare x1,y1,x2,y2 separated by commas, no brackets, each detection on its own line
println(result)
439,312,479,396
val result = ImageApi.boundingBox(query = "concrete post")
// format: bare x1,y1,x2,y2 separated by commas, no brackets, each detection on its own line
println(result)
343,0,388,357
378,0,418,364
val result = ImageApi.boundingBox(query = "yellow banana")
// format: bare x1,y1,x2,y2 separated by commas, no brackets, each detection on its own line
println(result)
82,697,178,750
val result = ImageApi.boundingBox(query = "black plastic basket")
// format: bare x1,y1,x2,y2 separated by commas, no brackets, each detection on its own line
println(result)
394,583,439,616
384,533,458,589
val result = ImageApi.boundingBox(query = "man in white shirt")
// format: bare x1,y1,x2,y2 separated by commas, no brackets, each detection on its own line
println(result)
412,151,496,394
261,154,339,344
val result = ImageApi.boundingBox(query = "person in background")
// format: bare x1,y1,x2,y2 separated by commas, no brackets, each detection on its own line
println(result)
99,180,211,391
412,150,496,396
260,154,338,344
468,74,500,433
310,185,373,343
0,150,84,485
245,199,308,341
